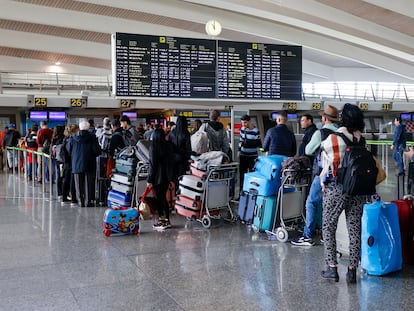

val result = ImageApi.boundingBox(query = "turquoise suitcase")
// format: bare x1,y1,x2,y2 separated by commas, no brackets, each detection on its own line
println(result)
254,155,287,180
252,195,277,232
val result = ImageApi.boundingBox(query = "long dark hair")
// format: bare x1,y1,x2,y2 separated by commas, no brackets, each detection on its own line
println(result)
150,128,168,165
340,103,365,133
172,116,190,148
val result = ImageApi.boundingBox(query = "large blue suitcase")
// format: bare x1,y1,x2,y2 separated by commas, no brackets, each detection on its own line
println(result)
243,171,280,196
107,189,132,207
361,201,402,276
103,207,139,236
254,155,287,180
252,195,277,232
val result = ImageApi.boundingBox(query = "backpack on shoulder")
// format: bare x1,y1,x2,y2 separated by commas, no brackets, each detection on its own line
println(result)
335,132,378,196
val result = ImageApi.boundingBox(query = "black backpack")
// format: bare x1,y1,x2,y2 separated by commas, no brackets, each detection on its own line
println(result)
335,132,377,196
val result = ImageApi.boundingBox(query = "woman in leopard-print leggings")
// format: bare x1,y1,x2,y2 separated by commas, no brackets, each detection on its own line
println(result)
319,103,367,283
322,182,365,269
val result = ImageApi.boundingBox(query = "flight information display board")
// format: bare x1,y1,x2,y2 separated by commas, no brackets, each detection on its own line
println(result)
218,41,302,100
113,33,302,100
114,33,216,98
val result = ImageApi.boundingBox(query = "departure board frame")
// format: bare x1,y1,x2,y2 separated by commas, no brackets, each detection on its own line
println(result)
112,33,302,100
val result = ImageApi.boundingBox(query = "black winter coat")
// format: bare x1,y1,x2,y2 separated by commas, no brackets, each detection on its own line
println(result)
66,130,101,174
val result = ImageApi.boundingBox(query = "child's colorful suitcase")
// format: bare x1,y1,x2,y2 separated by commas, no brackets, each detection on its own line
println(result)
243,171,280,196
107,189,132,207
254,155,287,180
252,195,277,232
392,198,414,264
237,190,258,224
178,175,205,201
175,194,202,219
103,207,139,236
361,201,402,275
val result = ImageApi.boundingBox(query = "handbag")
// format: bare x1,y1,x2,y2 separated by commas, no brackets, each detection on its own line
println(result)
138,201,152,220
374,156,386,185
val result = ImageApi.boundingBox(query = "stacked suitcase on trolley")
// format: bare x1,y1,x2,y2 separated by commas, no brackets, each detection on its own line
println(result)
103,141,151,236
237,155,286,231
175,152,238,228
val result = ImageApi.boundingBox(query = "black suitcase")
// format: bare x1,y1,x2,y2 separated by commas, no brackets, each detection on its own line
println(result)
408,162,414,195
96,156,109,206
397,172,405,199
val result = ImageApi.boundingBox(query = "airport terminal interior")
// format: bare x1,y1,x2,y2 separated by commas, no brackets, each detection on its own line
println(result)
1,0,414,310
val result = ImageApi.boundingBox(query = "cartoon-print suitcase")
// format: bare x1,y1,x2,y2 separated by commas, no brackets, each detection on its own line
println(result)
103,207,139,236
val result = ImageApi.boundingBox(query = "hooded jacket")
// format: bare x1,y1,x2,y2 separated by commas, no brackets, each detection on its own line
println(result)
199,121,229,154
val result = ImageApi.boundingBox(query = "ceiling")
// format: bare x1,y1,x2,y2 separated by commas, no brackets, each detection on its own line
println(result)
0,0,413,85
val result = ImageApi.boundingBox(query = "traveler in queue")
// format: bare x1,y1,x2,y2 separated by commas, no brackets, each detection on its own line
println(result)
262,111,296,156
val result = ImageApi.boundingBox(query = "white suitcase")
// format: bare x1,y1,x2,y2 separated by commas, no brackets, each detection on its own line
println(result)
111,172,135,186
178,175,205,201
336,211,349,256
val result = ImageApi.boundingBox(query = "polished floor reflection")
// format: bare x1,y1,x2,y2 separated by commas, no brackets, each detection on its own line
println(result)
0,171,413,311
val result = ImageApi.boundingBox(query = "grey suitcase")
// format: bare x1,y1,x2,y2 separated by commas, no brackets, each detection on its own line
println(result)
178,175,205,201
136,140,151,164
111,172,134,186
110,180,133,194
205,180,229,208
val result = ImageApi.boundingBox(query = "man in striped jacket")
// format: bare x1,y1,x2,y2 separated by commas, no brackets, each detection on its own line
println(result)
238,114,261,190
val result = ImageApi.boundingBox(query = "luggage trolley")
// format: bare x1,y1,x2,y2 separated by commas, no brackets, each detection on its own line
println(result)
198,162,239,228
266,166,311,242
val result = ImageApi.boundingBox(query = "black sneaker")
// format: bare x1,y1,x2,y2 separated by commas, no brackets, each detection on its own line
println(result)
152,222,167,231
321,266,339,282
291,236,315,246
346,267,357,284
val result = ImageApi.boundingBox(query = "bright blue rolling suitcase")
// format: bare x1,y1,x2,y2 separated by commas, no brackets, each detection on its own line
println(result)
252,195,277,232
243,171,280,196
361,201,402,276
107,189,132,207
103,207,139,236
254,155,287,180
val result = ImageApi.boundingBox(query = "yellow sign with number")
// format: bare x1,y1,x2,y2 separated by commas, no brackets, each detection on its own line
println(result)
382,103,392,111
120,99,135,108
312,102,321,110
34,97,47,107
71,98,83,107
359,103,369,111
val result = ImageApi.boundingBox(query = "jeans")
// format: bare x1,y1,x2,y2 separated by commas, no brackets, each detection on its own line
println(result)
303,175,322,238
392,145,404,173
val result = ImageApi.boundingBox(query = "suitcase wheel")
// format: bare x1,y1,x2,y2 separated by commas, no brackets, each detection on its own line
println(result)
275,227,289,243
201,216,211,229
104,229,111,237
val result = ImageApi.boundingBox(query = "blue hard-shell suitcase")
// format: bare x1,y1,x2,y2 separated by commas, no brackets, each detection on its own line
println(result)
243,171,280,196
237,190,258,224
103,207,139,236
107,189,132,207
252,195,277,232
254,155,287,180
361,201,402,276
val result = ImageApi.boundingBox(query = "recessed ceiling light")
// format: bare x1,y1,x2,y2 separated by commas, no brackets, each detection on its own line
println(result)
55,62,61,66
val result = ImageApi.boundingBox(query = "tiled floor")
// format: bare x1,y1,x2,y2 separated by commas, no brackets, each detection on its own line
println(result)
0,169,413,311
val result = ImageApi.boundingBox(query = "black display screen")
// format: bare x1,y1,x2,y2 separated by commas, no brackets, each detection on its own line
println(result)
115,33,216,98
113,33,302,100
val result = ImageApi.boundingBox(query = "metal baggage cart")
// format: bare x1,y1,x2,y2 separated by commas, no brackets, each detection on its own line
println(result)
188,162,239,229
266,167,311,242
